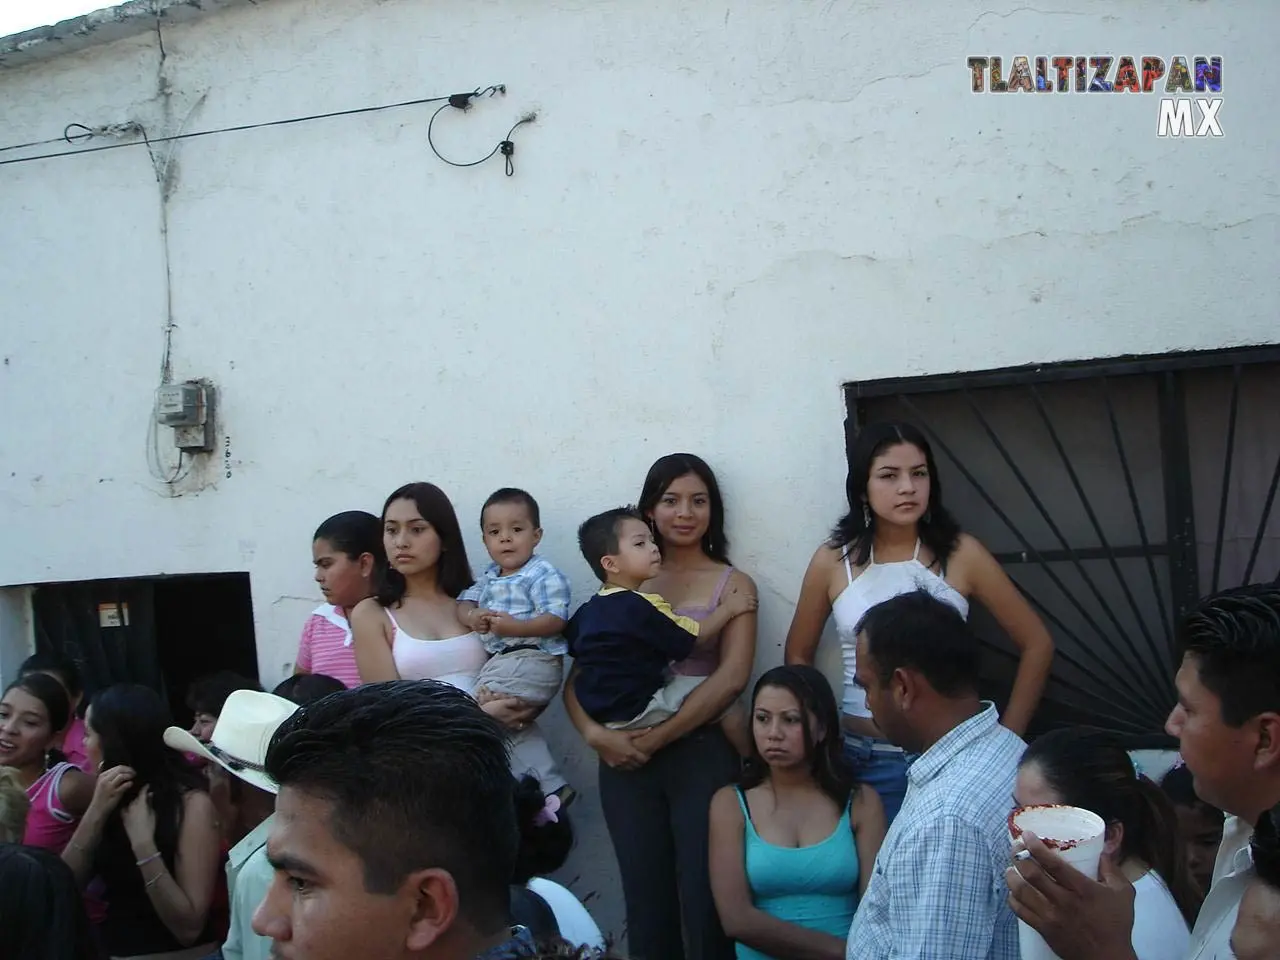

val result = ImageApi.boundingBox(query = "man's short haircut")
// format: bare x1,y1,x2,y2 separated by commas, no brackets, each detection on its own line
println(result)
264,680,517,933
186,670,262,717
483,488,541,529
1179,583,1280,727
855,589,980,697
577,507,643,582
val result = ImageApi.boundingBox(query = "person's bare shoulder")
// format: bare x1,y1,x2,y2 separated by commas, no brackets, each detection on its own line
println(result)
851,782,885,822
350,597,390,636
726,567,757,597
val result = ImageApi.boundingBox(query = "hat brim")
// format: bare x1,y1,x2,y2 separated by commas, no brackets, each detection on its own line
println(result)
163,726,278,795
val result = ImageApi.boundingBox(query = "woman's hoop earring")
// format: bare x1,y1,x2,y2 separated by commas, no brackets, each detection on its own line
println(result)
862,503,871,527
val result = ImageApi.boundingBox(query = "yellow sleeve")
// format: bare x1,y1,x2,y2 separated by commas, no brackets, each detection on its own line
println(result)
636,592,701,635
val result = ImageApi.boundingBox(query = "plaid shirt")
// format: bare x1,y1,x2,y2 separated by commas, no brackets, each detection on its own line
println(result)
459,555,571,656
846,703,1025,960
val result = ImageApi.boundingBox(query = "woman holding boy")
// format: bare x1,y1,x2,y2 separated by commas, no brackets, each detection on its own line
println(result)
565,453,758,960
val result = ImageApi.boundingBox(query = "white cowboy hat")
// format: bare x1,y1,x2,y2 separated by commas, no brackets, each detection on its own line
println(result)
163,689,298,795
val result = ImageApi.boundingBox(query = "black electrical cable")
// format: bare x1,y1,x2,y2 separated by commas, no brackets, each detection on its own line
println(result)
0,123,96,154
0,87,510,168
426,91,537,177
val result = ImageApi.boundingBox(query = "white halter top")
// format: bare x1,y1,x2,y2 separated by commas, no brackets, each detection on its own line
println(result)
831,540,970,718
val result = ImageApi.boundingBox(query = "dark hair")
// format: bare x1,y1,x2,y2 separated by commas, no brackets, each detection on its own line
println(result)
1021,728,1199,923
1178,583,1280,727
1159,762,1224,822
313,510,384,563
89,684,206,866
0,843,96,959
185,670,262,718
483,488,541,529
271,674,347,706
830,421,961,568
741,665,855,807
855,589,980,697
20,650,85,703
375,483,475,605
3,673,72,741
265,680,517,933
1253,800,1280,889
577,507,644,582
511,775,573,885
638,453,731,564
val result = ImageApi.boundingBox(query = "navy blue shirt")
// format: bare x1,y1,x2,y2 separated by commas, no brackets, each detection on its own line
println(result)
566,588,699,723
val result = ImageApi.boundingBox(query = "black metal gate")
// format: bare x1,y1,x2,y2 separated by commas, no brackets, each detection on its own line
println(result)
846,345,1280,744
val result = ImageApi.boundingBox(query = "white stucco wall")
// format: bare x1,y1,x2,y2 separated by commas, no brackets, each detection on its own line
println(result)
1,0,1276,941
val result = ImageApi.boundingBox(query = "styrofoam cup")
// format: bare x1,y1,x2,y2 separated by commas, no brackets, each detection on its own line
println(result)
1009,804,1107,960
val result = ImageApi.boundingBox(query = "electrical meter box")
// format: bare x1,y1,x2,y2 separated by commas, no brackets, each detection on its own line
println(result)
155,381,215,453
155,383,205,426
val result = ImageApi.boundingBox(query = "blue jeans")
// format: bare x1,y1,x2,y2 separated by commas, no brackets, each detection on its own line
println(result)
843,734,910,825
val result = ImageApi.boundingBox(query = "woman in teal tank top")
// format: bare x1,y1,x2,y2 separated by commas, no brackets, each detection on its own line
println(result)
709,665,887,960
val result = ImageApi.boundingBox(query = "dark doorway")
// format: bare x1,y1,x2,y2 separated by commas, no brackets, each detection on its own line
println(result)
31,573,258,727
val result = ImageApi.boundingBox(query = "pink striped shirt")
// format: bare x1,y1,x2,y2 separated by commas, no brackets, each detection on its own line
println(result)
295,605,362,688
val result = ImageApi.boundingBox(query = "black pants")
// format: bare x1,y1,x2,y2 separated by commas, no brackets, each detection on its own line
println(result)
598,725,738,960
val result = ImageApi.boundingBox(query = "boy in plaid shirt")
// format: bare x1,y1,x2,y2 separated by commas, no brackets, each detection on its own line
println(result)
457,488,573,799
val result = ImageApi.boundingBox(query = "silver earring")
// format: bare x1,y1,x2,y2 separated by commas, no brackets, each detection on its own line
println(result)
862,503,871,526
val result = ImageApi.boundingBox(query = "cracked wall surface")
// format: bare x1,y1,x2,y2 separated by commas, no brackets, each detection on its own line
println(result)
0,0,1277,942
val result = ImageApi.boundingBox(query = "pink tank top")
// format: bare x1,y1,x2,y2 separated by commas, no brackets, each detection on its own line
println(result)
23,761,79,853
386,608,489,693
670,567,736,678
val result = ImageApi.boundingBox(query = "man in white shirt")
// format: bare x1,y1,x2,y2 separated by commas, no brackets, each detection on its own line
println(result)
1007,584,1280,960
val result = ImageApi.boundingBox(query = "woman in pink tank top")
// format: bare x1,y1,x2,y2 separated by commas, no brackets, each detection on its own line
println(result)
0,673,95,853
351,482,537,734
565,454,760,960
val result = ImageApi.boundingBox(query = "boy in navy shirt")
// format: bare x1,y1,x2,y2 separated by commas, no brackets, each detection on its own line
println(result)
566,506,755,753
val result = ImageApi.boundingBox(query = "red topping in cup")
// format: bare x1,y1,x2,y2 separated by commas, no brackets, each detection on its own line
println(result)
1008,804,1085,851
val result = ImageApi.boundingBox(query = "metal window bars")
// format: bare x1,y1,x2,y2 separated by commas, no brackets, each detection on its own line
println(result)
845,345,1280,744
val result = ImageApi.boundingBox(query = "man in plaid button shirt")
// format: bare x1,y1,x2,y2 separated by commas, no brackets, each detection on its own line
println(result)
846,590,1025,960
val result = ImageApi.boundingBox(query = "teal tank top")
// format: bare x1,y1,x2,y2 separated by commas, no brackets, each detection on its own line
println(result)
734,787,860,960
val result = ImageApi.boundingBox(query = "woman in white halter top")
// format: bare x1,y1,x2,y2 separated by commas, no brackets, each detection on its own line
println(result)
784,422,1054,823
351,483,542,732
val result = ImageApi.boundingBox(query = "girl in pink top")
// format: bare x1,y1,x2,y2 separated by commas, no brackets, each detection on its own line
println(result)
294,510,385,688
20,650,91,771
0,673,94,853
